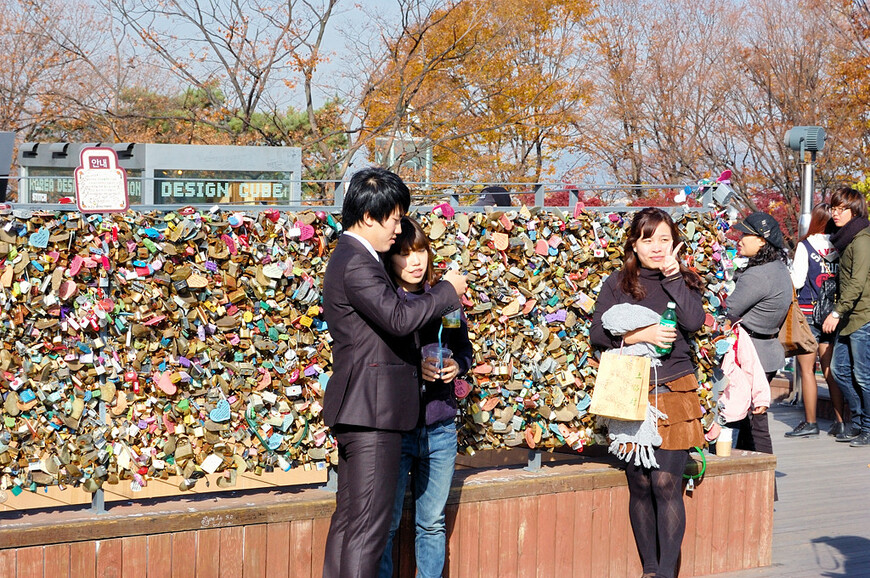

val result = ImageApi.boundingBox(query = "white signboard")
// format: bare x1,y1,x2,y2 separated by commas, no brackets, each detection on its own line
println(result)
75,147,129,213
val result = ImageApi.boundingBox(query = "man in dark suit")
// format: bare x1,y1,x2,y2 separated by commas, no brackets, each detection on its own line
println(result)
321,167,466,578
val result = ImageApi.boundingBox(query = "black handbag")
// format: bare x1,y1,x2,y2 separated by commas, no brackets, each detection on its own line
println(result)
811,277,837,326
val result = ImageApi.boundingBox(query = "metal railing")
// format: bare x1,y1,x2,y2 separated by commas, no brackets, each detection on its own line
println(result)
4,174,716,213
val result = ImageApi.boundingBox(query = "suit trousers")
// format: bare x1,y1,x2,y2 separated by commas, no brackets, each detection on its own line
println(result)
323,427,403,578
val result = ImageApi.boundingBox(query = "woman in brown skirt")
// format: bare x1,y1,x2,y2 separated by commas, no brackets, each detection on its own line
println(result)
591,208,706,578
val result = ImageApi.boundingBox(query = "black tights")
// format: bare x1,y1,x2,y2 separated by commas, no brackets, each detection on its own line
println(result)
625,449,689,578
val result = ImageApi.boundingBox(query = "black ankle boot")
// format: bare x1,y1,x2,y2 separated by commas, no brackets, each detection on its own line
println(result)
785,421,819,438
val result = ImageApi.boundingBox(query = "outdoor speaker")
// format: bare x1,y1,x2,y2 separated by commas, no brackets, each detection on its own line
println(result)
784,126,825,153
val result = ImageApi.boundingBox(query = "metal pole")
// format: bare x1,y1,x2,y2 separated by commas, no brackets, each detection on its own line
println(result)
569,188,579,208
790,150,817,406
534,184,545,207
91,398,106,514
91,270,112,515
798,152,815,238
524,450,541,472
322,466,338,492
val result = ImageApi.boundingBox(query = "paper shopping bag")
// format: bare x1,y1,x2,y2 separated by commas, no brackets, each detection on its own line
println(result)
589,351,650,421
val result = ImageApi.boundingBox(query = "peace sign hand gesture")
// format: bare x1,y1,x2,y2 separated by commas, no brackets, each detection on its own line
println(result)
661,242,683,277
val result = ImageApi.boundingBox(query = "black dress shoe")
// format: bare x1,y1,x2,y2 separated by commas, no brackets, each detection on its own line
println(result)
835,426,861,442
828,422,846,437
785,421,820,438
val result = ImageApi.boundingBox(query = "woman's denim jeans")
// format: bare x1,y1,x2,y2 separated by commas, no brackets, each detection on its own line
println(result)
378,419,457,578
831,322,870,432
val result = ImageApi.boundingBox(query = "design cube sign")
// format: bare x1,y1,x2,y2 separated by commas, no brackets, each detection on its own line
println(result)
74,147,129,213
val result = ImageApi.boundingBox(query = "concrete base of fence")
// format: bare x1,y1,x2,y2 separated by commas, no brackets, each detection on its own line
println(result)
0,449,774,577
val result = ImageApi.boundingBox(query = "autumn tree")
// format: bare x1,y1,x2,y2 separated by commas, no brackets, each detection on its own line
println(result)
582,0,742,196
0,0,101,138
580,0,865,234
358,0,594,185
101,0,351,196
704,0,870,239
823,0,870,191
6,0,870,213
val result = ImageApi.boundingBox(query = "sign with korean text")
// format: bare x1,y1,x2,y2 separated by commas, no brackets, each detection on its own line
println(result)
75,147,129,213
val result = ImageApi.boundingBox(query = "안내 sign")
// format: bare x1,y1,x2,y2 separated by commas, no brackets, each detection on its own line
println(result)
75,147,129,213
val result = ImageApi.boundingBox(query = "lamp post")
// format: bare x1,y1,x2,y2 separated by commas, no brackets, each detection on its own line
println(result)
783,126,826,402
785,126,826,237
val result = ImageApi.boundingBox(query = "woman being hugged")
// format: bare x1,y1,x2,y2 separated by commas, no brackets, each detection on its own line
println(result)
378,216,473,578
787,203,843,438
591,208,705,578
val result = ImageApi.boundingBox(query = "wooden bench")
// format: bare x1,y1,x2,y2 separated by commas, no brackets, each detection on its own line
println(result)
0,448,774,577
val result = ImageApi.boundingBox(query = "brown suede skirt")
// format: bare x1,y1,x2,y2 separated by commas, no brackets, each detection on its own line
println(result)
650,373,705,450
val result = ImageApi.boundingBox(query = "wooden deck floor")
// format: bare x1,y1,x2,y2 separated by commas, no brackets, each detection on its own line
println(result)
723,403,870,578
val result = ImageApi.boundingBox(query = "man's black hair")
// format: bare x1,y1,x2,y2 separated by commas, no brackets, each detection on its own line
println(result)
474,185,512,207
341,167,410,229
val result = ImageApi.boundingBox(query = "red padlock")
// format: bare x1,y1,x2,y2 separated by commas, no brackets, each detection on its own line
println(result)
265,210,280,222
124,370,141,394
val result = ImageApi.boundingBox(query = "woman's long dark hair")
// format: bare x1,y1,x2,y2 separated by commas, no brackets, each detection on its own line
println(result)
798,203,834,242
386,216,437,287
619,207,703,301
746,241,788,268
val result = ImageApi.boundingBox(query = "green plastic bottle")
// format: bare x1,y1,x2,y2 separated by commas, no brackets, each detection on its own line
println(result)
655,302,677,355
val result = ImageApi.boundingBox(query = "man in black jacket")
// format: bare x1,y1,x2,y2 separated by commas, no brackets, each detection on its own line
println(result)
321,167,466,578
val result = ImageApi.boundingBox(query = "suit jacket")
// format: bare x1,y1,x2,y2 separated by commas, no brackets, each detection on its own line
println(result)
322,234,459,431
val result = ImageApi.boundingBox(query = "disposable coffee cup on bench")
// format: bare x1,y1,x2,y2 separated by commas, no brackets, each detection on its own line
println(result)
716,427,732,457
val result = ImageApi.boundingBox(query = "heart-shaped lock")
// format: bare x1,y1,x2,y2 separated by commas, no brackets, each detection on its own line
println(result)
454,378,472,399
492,232,509,252
69,255,84,276
433,203,455,219
265,432,284,450
156,371,177,395
297,222,315,241
29,228,50,249
209,398,231,422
